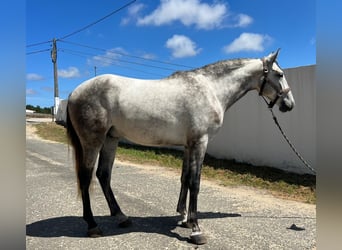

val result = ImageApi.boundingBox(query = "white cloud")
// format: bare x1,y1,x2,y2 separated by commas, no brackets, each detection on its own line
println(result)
224,33,272,53
121,3,145,25
234,14,253,28
310,37,316,45
88,48,126,67
41,86,53,92
141,53,156,60
166,34,201,58
137,0,227,30
26,88,37,95
58,66,81,78
26,73,44,81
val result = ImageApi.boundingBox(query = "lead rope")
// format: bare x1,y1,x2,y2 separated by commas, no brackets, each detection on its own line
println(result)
261,96,316,175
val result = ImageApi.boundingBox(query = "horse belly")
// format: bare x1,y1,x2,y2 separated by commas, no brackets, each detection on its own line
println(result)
114,119,187,147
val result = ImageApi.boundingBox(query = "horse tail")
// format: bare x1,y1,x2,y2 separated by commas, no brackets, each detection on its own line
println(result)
66,104,82,194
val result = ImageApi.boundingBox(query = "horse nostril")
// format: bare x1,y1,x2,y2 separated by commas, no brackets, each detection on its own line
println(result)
279,101,293,112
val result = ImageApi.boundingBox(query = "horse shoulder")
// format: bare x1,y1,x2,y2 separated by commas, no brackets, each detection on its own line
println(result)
202,90,224,135
183,76,224,136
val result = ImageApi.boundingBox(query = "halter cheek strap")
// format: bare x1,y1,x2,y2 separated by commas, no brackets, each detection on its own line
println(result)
259,58,268,97
259,58,291,109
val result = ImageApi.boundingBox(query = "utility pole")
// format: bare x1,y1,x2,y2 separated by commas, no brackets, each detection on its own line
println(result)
51,38,59,120
94,66,97,76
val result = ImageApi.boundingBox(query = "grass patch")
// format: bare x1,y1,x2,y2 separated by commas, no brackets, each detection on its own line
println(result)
34,122,69,144
31,122,316,204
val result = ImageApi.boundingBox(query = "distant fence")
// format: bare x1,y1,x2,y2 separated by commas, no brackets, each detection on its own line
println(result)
206,65,316,174
57,65,316,174
26,112,53,119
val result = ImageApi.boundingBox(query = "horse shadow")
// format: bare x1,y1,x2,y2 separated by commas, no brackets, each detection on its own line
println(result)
26,211,241,241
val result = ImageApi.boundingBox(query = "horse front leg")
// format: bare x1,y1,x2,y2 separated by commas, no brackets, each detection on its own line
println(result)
177,146,190,227
187,135,208,245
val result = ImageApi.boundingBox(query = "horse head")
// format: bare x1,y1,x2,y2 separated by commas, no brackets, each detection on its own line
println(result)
259,49,295,112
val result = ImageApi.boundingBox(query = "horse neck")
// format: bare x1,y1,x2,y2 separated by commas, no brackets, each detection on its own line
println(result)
208,59,263,111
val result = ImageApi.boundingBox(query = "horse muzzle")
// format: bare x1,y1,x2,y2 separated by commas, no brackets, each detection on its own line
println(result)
279,98,294,112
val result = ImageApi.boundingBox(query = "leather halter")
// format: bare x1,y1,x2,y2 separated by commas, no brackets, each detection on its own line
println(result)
259,58,290,109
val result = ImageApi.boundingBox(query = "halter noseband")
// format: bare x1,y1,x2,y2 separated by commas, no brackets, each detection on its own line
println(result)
259,58,290,109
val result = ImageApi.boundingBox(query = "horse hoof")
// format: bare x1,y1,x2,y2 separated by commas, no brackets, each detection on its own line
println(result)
87,227,103,237
118,218,132,228
190,233,207,245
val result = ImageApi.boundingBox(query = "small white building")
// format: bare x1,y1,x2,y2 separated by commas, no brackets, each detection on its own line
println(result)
55,99,68,126
26,109,35,114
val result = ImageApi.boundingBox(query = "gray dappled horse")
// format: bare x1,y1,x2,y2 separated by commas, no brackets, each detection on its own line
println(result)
66,50,295,244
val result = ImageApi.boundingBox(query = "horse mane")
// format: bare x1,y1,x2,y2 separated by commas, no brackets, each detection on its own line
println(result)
168,58,255,80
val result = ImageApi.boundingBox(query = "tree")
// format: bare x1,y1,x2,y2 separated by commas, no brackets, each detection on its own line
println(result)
26,104,52,114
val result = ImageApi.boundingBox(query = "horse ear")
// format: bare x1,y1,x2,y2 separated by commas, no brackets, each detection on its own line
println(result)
273,48,280,61
264,48,280,69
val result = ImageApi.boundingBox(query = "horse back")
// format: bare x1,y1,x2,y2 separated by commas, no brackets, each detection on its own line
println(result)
68,74,224,146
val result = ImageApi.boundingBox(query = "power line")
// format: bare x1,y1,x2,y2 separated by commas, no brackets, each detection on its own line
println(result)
26,40,52,48
26,0,193,78
59,48,166,78
59,0,136,40
59,40,193,69
26,1,135,48
59,48,181,72
26,48,50,55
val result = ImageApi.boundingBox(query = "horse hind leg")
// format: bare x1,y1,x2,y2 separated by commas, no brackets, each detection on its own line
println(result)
78,145,103,237
96,129,131,228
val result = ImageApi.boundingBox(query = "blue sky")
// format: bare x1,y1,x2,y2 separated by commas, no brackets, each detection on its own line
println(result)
26,0,315,108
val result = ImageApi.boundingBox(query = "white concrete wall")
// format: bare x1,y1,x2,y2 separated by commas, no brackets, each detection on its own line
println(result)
206,65,316,174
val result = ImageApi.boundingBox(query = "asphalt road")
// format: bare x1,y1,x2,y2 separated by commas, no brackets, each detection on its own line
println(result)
26,124,316,249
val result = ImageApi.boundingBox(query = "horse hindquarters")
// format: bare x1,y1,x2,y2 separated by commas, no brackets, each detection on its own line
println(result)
66,105,104,236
